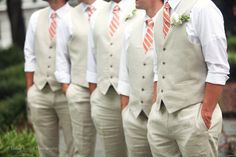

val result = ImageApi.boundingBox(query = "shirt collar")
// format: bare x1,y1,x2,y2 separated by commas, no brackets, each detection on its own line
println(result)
80,0,99,13
164,0,181,10
111,0,128,12
49,3,70,19
144,10,159,26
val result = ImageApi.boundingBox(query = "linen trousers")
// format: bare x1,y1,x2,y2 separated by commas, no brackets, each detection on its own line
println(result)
122,107,152,157
90,87,127,157
147,102,222,157
27,84,74,157
66,84,96,157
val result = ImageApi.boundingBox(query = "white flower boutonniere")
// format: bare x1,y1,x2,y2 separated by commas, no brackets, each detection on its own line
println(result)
171,13,190,26
125,9,137,22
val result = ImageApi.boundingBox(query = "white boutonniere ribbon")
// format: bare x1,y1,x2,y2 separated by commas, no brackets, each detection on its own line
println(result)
170,13,190,26
125,9,137,22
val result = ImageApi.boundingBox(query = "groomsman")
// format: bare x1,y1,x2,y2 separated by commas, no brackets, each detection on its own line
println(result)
55,0,107,156
86,0,135,156
148,0,230,156
118,0,163,156
24,0,73,156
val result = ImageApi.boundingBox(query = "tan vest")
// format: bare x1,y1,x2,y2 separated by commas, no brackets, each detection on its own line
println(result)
68,1,107,88
154,0,207,113
93,2,135,95
126,11,154,117
34,7,61,91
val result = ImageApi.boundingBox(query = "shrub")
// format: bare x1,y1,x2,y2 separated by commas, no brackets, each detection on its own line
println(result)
228,36,236,51
0,128,39,157
0,46,24,70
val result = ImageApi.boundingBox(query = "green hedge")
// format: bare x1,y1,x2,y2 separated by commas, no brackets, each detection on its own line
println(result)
0,46,24,70
228,36,236,52
0,129,38,157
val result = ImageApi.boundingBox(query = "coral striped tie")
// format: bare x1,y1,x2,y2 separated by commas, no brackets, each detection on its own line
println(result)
163,2,171,38
87,5,95,21
49,12,57,41
143,18,154,53
109,5,120,37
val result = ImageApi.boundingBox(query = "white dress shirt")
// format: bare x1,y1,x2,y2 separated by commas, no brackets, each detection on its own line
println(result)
54,1,103,83
118,12,159,96
164,0,230,85
24,3,71,72
86,0,133,83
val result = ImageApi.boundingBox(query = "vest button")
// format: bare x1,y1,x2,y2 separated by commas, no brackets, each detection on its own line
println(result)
161,89,163,93
143,63,146,66
48,56,51,59
142,76,145,79
48,65,50,68
110,42,113,46
110,65,113,68
110,76,113,79
47,74,49,77
49,46,53,49
141,88,144,91
141,100,144,104
163,48,166,51
162,76,165,79
162,62,165,65
110,54,113,57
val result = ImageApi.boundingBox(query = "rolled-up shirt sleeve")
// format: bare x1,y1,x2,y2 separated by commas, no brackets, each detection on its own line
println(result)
192,1,230,85
86,28,97,83
24,12,39,72
117,27,130,96
152,43,158,82
55,13,71,84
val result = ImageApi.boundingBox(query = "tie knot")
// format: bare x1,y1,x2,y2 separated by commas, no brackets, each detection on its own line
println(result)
87,5,95,12
164,2,171,9
113,5,120,12
51,12,57,19
146,18,154,27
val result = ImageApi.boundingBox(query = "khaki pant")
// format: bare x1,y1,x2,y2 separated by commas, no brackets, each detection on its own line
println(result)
147,102,222,157
90,87,127,157
66,84,96,157
122,107,152,157
27,84,74,157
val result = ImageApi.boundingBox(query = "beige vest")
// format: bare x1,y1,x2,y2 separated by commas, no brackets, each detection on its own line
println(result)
68,1,107,88
126,11,154,117
154,0,207,113
93,2,135,95
34,7,61,91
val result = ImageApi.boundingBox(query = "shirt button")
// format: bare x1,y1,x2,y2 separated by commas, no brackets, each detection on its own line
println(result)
163,48,166,51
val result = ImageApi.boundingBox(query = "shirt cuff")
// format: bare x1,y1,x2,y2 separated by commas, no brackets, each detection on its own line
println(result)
117,80,130,96
86,71,97,83
206,72,229,85
54,71,70,84
153,74,158,82
24,63,35,72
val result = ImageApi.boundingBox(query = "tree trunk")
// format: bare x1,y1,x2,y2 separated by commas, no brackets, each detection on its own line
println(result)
6,0,26,49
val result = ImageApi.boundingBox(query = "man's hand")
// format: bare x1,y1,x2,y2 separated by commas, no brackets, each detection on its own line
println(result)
201,83,223,129
120,95,129,111
89,83,97,94
25,72,34,92
61,83,69,94
152,81,157,104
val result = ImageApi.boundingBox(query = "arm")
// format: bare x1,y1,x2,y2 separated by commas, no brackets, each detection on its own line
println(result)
120,95,129,111
87,28,97,94
201,83,223,128
152,45,158,104
25,72,34,92
55,13,71,93
152,81,157,104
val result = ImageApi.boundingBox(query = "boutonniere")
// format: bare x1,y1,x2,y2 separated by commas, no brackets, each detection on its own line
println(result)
125,9,137,22
170,13,190,26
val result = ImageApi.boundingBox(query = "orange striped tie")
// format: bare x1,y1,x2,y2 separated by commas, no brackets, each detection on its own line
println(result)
109,5,120,37
87,5,95,21
49,12,57,41
163,2,171,38
143,18,154,53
